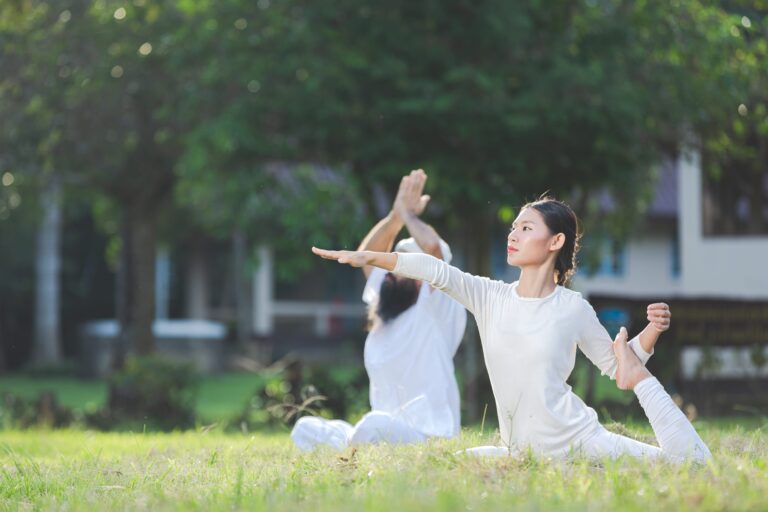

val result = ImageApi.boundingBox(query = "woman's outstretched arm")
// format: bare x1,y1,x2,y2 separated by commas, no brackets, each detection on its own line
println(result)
313,247,398,271
312,247,503,316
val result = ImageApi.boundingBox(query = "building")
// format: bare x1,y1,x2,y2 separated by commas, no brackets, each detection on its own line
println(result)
572,151,768,414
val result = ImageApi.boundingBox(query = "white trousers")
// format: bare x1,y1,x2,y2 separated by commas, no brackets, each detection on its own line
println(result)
464,377,712,463
291,411,427,451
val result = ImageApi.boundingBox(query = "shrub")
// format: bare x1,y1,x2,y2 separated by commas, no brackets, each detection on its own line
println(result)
0,391,74,428
234,362,369,431
88,355,198,431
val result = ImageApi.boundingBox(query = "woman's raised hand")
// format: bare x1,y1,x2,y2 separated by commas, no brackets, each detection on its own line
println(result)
312,247,372,268
647,303,671,332
393,169,431,218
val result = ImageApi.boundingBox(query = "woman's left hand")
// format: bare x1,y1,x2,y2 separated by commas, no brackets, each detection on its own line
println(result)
647,303,671,332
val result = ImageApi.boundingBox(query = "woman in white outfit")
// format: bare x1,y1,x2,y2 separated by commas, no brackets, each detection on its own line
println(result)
312,194,711,462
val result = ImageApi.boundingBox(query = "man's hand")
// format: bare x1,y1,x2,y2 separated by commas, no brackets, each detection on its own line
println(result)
647,303,671,333
393,169,431,219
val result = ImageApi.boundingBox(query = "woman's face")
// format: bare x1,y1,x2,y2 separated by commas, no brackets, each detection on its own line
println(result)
507,207,561,267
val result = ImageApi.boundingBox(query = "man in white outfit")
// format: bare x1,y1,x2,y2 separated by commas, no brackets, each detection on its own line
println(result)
291,169,467,451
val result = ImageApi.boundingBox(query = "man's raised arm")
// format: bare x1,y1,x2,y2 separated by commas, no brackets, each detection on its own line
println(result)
357,212,403,279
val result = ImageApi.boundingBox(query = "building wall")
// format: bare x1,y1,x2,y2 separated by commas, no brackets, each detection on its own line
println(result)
573,233,680,298
574,151,768,301
678,151,768,299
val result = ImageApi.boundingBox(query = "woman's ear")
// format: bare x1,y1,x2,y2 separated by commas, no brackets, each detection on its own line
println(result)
550,233,566,252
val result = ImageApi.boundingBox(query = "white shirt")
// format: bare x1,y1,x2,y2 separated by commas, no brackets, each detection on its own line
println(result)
362,265,467,438
393,253,653,456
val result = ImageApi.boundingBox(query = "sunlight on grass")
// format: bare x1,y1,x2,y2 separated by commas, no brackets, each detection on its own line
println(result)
0,422,765,511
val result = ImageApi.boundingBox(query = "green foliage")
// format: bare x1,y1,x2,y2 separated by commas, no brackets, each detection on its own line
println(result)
697,6,768,233
2,0,764,253
234,363,369,431
167,0,765,254
175,160,367,280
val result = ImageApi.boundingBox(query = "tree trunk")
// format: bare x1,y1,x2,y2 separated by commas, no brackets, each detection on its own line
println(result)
0,317,6,372
232,230,251,346
33,175,62,366
114,206,157,367
461,212,493,423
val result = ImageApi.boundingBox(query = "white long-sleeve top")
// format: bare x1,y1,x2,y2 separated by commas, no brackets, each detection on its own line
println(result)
393,253,653,456
362,266,467,439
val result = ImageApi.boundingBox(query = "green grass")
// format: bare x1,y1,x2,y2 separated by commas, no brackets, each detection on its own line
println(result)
0,373,268,421
0,421,766,511
0,376,106,412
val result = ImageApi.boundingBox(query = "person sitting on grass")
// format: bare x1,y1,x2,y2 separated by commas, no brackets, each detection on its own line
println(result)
311,192,711,462
291,169,467,451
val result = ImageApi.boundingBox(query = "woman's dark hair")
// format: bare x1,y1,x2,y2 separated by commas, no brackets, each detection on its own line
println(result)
523,196,581,286
370,273,420,326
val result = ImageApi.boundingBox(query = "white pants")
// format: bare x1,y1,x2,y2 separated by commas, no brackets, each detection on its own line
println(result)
464,377,712,463
291,411,427,451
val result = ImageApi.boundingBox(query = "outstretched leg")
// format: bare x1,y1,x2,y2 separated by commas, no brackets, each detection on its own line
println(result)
613,327,712,463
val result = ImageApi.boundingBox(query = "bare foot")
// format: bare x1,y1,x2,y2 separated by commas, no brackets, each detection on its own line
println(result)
613,327,652,390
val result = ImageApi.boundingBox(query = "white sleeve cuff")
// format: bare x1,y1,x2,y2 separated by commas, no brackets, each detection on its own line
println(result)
628,336,653,365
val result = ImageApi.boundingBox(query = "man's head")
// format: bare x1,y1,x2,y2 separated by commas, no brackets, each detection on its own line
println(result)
376,272,420,323
370,237,450,327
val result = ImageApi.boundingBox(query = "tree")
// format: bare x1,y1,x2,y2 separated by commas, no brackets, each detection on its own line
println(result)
0,2,70,366
696,3,768,235
176,0,753,265
171,0,369,278
0,0,202,361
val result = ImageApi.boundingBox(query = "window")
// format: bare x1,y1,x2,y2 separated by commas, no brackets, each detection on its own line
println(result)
702,166,768,236
670,236,681,278
596,239,626,277
581,237,626,278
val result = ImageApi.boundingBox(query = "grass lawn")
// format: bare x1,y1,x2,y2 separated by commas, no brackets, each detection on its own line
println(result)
0,373,268,421
0,420,766,511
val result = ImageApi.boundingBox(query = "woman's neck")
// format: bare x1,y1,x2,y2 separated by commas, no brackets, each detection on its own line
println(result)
517,265,558,298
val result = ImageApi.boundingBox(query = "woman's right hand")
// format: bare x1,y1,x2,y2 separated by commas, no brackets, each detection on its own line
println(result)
312,247,372,268
312,247,398,271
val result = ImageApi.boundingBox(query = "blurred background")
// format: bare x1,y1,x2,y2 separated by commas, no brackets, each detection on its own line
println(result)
0,0,766,431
